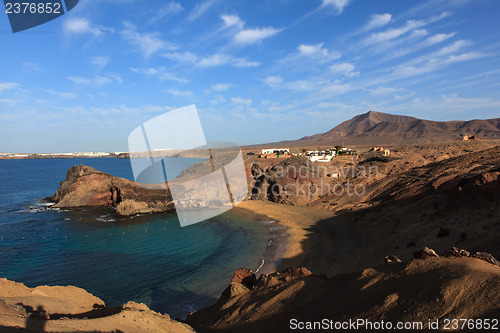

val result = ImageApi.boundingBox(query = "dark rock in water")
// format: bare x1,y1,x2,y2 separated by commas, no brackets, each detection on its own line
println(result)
406,242,416,248
47,165,174,216
414,247,440,259
385,256,402,263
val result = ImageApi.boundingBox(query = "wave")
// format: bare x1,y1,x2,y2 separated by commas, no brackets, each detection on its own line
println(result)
255,259,265,274
96,215,116,222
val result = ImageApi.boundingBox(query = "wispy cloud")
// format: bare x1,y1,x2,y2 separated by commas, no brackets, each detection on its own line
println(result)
162,51,200,63
367,86,405,96
221,14,244,29
120,22,177,59
264,75,283,87
130,67,188,83
233,27,282,45
329,62,359,77
297,43,341,62
164,51,259,68
89,56,111,70
166,89,194,97
360,13,392,33
63,17,110,36
0,82,19,93
45,90,78,99
211,83,232,91
22,62,43,73
149,2,183,24
361,12,450,48
391,51,487,79
67,75,122,86
320,0,351,14
198,53,259,67
187,0,220,22
231,97,252,105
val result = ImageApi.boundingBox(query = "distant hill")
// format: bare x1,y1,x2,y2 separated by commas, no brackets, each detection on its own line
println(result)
260,111,500,147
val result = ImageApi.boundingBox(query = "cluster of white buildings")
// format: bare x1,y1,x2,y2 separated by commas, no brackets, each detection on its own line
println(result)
0,152,114,159
256,147,356,162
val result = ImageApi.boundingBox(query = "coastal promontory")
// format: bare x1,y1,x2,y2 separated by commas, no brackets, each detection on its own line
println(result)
47,165,174,216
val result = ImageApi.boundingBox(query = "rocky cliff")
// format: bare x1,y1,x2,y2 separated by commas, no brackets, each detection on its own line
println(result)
47,165,174,216
0,278,194,332
187,248,500,332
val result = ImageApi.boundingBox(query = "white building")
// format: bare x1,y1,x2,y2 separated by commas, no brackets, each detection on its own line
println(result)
261,148,290,155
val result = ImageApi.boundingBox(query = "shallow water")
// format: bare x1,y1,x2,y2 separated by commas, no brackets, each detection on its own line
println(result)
0,158,273,318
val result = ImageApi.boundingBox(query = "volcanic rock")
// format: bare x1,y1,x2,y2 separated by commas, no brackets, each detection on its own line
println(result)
47,165,174,216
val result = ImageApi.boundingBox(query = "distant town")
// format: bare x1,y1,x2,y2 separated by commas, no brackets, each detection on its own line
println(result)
0,152,129,159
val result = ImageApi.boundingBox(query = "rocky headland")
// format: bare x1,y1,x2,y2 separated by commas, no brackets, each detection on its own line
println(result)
186,247,500,332
46,165,174,216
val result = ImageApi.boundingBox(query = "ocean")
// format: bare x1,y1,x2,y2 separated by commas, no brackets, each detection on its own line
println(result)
0,158,282,319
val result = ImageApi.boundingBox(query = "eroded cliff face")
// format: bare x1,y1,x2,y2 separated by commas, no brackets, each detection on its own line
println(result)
47,165,174,216
0,278,195,332
187,248,500,333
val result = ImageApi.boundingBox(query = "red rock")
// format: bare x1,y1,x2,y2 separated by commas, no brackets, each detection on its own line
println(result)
414,247,439,259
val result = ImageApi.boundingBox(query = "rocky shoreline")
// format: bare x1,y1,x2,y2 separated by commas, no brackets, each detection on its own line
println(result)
1,246,498,332
46,165,175,216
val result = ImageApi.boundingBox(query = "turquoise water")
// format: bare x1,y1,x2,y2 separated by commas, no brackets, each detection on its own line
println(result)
0,158,271,319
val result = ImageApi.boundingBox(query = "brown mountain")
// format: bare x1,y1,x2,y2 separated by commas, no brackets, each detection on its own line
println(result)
264,111,500,146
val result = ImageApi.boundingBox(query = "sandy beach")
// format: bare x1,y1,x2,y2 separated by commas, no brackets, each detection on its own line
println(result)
236,200,361,276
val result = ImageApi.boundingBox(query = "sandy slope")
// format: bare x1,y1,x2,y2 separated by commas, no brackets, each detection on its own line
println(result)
187,257,500,332
0,279,194,333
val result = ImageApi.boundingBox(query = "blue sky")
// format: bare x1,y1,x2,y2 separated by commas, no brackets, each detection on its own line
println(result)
1,0,499,153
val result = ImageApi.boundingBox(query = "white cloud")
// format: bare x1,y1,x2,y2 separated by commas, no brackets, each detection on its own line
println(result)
298,43,324,56
211,83,232,91
166,89,194,97
221,14,244,29
364,19,425,45
423,32,456,46
296,43,341,63
187,0,219,22
22,62,43,72
392,51,487,79
320,0,351,14
0,82,19,93
45,90,78,99
67,76,92,85
232,58,260,67
198,54,231,67
361,13,392,32
120,22,176,59
234,27,281,45
63,18,108,36
149,2,183,24
89,56,110,70
198,53,259,67
433,40,468,57
264,76,283,86
130,67,188,83
0,98,20,104
107,73,123,84
368,87,404,96
164,51,258,67
163,51,199,62
329,62,359,77
67,75,122,86
231,97,252,105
